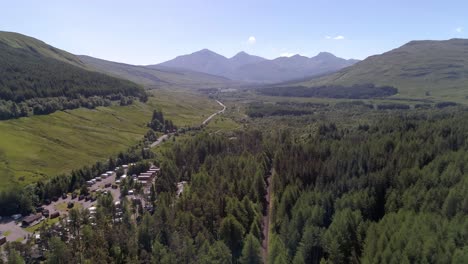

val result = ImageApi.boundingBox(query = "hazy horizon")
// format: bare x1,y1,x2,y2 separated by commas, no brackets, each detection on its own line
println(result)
2,0,467,65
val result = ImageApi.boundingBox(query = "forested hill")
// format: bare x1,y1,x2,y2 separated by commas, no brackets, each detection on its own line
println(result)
0,31,146,118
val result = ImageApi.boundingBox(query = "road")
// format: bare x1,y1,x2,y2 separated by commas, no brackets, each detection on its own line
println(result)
0,99,226,245
262,171,273,262
202,100,226,125
0,172,121,245
150,99,225,148
150,134,169,148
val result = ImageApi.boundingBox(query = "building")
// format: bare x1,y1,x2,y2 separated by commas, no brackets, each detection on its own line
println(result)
0,236,6,246
22,213,42,226
50,212,60,219
138,175,151,181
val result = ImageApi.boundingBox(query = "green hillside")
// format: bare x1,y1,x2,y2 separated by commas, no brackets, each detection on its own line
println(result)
0,89,219,191
0,31,84,68
79,55,238,89
0,31,146,105
292,39,468,102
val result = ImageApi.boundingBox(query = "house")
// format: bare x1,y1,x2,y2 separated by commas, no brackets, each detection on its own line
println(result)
138,175,151,181
50,212,60,219
22,213,42,226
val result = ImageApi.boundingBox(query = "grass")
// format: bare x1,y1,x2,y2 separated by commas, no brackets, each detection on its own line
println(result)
24,217,60,233
3,230,11,236
55,202,83,212
292,39,468,104
147,88,220,127
0,89,218,191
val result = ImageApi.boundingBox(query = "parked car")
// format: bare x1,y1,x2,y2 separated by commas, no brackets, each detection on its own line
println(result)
42,209,50,217
78,195,85,201
52,196,59,202
61,193,67,199
11,214,22,220
72,193,77,199
44,199,51,205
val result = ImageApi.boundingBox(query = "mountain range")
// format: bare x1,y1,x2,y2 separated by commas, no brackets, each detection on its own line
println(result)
156,49,359,83
79,55,237,90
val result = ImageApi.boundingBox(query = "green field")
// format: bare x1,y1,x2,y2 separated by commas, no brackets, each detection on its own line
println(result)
0,89,218,191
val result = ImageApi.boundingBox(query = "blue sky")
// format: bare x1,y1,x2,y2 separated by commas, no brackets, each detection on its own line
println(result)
1,0,467,64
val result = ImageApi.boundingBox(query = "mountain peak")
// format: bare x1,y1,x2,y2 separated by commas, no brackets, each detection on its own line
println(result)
193,48,220,56
315,52,337,59
231,51,251,58
235,51,248,56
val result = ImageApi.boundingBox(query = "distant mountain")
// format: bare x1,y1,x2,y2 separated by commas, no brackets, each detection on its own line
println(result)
229,51,267,68
156,50,358,83
157,49,233,76
79,55,237,90
0,31,145,103
291,38,468,100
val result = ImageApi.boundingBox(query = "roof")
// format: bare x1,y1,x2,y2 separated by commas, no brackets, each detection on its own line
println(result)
23,213,42,224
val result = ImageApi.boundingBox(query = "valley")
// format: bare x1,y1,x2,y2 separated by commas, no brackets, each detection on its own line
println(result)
0,89,219,191
0,5,467,262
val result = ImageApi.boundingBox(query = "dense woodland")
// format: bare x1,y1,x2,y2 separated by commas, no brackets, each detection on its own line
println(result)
2,105,468,263
0,41,147,119
259,84,398,99
268,110,468,263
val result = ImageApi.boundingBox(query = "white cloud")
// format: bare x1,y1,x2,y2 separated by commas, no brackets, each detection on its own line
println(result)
280,52,295,57
455,27,463,33
325,35,345,40
247,36,256,45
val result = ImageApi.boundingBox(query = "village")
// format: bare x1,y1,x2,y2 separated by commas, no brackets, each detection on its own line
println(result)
0,101,226,261
0,161,181,249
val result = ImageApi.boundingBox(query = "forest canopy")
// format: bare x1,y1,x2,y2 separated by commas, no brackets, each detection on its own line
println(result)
259,84,398,99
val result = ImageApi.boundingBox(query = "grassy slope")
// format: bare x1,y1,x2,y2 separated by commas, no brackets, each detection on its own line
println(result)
0,31,85,68
0,89,218,191
79,55,239,89
293,39,468,103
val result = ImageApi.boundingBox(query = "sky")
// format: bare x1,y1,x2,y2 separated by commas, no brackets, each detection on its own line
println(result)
1,0,467,65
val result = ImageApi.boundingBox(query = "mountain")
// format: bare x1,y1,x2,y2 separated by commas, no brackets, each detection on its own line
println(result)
228,52,357,83
229,51,267,68
156,50,358,83
291,39,468,100
157,49,233,76
0,31,145,103
79,55,237,90
0,31,84,68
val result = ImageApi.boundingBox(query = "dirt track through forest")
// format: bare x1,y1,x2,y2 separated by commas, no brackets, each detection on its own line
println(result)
262,171,273,263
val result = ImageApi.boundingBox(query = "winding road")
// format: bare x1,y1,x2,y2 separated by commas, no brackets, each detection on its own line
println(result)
150,100,225,148
202,100,226,125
